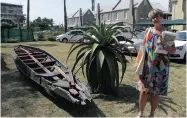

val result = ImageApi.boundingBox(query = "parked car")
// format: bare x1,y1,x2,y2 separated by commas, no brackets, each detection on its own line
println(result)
56,30,84,43
169,30,186,61
119,31,144,54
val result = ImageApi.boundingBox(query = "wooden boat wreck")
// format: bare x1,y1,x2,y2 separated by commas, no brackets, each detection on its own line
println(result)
11,45,92,105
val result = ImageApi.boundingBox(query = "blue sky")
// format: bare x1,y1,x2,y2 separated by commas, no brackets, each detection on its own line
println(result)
1,0,169,25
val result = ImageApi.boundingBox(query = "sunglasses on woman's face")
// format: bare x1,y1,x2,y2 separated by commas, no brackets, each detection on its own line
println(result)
151,15,161,19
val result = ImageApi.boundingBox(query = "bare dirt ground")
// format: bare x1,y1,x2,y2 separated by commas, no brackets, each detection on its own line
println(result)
1,41,186,117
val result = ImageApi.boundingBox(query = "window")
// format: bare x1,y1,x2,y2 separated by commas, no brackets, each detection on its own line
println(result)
140,12,144,19
115,13,118,20
69,31,78,35
124,11,127,19
101,14,104,21
144,0,147,5
176,32,186,41
87,11,90,14
108,14,110,21
77,31,84,35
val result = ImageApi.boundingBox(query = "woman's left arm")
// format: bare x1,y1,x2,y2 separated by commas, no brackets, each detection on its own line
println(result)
158,38,176,54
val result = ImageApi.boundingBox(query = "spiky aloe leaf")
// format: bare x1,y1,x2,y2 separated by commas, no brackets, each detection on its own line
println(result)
90,43,99,62
111,35,119,44
76,45,91,60
71,51,86,73
81,49,92,78
89,26,105,42
104,52,116,88
98,50,105,69
67,43,77,56
84,33,99,43
66,43,85,63
106,22,123,34
111,49,127,84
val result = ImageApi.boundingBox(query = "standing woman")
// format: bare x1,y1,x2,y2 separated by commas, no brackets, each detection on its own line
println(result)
136,9,176,117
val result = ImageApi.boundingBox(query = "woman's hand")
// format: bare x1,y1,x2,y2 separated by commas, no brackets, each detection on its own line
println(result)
157,37,176,54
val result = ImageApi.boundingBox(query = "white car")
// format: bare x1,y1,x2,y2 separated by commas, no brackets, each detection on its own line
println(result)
169,30,186,61
56,30,84,43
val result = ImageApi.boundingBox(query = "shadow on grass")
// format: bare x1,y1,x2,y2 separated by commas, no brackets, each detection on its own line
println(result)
93,84,179,115
27,43,58,47
1,54,10,71
170,59,186,65
1,69,105,117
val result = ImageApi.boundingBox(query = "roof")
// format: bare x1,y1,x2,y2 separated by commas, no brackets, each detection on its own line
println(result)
150,2,171,14
68,9,94,18
1,2,23,7
100,0,171,14
114,0,143,11
67,10,79,18
100,4,115,13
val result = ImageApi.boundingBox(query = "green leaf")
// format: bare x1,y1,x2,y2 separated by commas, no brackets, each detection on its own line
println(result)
84,33,99,43
111,35,119,44
67,43,77,56
90,43,99,62
76,45,91,60
98,50,105,69
89,26,105,42
66,43,85,64
111,50,126,84
81,49,91,78
71,51,86,73
104,53,115,88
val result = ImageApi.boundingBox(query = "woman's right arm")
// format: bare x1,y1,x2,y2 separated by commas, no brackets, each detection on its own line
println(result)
141,28,149,46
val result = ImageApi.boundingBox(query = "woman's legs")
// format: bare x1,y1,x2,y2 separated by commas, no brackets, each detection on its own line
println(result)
149,95,159,117
138,90,149,116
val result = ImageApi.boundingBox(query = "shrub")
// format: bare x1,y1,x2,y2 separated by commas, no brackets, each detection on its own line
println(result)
47,36,56,41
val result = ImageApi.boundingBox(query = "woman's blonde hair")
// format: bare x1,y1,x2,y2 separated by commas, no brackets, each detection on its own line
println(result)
148,8,163,19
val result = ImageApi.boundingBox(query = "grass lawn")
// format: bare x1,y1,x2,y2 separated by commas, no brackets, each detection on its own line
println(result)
1,41,186,117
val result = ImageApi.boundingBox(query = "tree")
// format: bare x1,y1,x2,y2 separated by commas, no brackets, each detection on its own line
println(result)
1,19,17,39
30,17,54,30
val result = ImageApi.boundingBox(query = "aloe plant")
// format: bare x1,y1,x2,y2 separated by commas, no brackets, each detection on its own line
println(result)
66,22,133,96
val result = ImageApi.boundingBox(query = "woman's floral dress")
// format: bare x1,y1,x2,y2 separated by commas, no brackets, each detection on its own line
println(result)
136,27,170,96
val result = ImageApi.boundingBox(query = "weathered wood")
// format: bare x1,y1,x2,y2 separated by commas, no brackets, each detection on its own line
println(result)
12,45,92,105
20,47,60,81
23,58,45,63
33,66,54,71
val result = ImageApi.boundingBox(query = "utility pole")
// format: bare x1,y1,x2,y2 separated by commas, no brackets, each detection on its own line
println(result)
91,0,95,11
129,0,135,31
96,3,100,25
27,0,30,29
79,8,82,26
64,0,67,32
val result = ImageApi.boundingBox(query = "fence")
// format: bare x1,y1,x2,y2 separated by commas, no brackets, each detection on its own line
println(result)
1,28,34,43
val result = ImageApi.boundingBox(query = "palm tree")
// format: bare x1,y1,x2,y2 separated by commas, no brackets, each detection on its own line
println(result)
64,0,67,33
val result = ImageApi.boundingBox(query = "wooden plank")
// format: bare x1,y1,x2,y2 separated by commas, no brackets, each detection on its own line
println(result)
23,58,45,63
54,66,75,86
33,66,54,71
19,47,60,81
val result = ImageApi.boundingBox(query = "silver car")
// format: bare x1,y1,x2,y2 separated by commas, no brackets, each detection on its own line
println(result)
120,31,145,54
